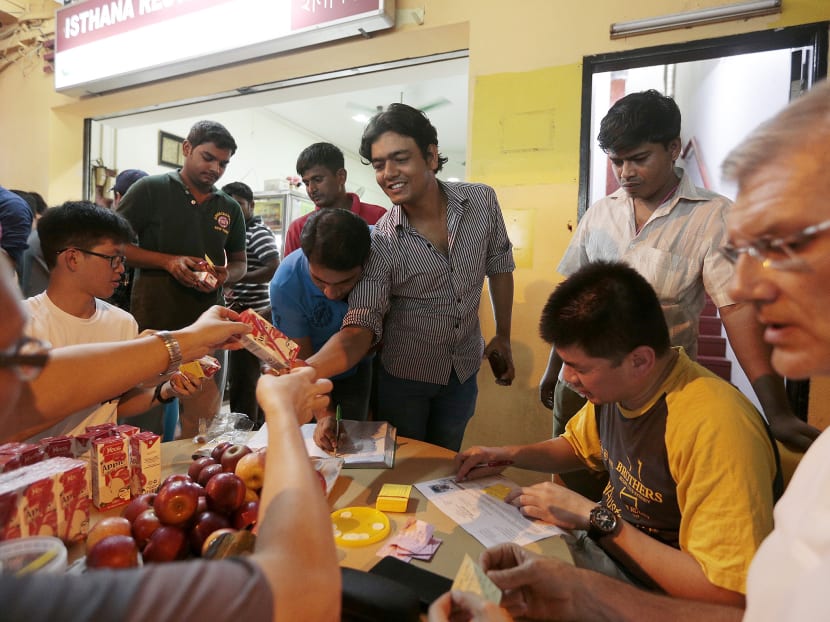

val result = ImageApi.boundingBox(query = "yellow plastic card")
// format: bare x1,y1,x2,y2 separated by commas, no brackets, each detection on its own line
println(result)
331,507,390,547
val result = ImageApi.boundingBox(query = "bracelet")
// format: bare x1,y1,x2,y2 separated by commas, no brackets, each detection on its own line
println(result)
153,330,182,376
153,382,176,404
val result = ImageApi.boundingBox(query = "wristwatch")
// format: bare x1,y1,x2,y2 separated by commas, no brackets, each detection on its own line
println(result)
587,505,619,540
153,330,182,377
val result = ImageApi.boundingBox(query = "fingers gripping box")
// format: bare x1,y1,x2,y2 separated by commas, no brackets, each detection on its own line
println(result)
238,309,300,370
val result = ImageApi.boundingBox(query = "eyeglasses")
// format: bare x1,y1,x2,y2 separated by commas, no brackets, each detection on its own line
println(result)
720,218,830,272
57,247,127,270
0,336,50,381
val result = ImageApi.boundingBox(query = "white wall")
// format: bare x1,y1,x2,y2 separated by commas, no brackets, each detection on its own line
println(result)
94,110,393,209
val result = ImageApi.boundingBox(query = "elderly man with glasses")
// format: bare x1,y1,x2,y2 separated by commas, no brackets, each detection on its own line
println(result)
21,201,205,442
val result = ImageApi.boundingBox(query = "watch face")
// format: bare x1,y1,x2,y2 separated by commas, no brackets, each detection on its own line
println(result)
590,507,617,533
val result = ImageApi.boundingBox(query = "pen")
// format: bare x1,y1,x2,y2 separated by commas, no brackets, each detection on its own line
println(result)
334,404,342,453
469,460,513,470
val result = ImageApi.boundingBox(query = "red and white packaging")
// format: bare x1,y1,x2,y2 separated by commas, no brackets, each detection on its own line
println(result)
54,459,90,543
0,489,22,540
85,423,117,436
72,430,108,458
238,309,300,370
114,424,141,438
39,435,74,459
0,443,44,473
130,431,161,496
91,435,131,511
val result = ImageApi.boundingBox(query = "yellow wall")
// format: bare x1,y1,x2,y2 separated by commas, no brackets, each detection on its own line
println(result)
1,0,829,448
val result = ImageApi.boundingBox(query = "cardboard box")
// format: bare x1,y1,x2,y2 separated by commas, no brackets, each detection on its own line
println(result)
39,436,74,459
91,435,131,511
376,483,412,513
238,309,300,369
130,432,161,496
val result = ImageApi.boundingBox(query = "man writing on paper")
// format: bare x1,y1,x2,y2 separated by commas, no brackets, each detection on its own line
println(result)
455,261,777,605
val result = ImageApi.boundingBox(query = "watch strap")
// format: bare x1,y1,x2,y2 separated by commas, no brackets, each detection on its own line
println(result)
154,330,182,377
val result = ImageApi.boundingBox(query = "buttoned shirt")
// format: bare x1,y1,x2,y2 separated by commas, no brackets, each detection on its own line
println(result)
558,169,734,358
343,181,514,385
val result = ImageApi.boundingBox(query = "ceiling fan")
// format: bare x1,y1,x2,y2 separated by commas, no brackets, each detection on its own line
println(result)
347,94,452,118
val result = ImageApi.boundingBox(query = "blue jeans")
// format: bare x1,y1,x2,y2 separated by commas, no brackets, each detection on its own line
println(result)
375,366,478,451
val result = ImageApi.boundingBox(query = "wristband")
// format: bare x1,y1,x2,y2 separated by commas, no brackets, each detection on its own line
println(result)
153,382,176,404
153,330,182,377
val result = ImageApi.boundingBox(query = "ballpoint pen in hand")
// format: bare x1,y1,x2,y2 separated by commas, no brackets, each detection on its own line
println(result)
334,404,342,454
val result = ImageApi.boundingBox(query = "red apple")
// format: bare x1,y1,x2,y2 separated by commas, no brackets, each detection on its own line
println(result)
121,492,156,524
235,450,266,491
142,525,187,563
196,495,208,515
206,472,246,514
154,480,200,526
132,508,162,549
210,441,233,462
86,534,139,569
86,516,132,553
189,510,231,555
187,456,216,481
220,444,252,473
231,499,259,530
197,463,224,486
161,473,192,488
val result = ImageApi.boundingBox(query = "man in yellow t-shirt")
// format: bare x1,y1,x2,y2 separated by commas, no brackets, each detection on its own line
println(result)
455,261,777,605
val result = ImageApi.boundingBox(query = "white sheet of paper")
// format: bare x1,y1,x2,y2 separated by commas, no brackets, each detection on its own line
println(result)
249,423,391,466
415,475,566,548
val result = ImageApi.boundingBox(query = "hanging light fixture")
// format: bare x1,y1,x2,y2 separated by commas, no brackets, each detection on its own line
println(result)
610,0,782,39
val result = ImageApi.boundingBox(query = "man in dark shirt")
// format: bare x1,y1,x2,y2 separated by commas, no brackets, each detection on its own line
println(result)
117,121,247,437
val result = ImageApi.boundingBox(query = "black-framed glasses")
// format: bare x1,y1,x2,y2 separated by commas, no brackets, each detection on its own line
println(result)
0,336,50,381
720,218,830,272
57,247,127,269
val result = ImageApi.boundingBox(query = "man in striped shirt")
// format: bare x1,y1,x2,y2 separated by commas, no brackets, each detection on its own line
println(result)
308,103,515,451
223,181,280,425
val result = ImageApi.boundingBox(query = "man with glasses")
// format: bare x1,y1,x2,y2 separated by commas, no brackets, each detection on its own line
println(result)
23,201,203,441
429,80,830,622
540,89,818,502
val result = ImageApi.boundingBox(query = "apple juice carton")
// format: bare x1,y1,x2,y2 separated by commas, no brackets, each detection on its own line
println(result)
39,435,74,459
115,424,140,438
16,468,59,537
91,435,131,511
130,431,161,495
72,430,109,458
0,488,22,540
53,458,90,543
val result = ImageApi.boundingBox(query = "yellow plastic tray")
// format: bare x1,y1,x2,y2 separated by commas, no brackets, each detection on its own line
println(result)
331,506,390,547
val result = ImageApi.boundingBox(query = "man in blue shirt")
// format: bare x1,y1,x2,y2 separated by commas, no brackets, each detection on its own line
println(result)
270,208,371,448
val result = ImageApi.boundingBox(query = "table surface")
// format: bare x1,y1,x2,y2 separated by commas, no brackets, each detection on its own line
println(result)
165,435,573,579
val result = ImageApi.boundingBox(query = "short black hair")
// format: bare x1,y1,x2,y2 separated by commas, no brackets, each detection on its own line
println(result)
222,181,253,203
186,120,237,155
38,201,135,270
11,190,47,218
359,103,448,172
539,261,670,362
597,90,681,154
300,208,370,271
296,143,345,177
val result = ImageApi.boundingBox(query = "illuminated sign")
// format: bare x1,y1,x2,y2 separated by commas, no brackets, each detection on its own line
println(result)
55,0,394,95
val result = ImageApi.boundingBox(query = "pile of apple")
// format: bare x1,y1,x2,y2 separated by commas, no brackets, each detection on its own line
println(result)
85,442,265,569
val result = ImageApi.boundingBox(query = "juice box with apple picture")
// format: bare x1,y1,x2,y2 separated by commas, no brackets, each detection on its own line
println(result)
91,435,131,511
130,431,161,496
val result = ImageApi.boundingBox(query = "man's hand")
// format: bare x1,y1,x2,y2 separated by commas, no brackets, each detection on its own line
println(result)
484,336,515,386
504,481,594,530
174,305,249,361
313,414,338,452
164,255,210,288
768,411,820,452
167,370,203,397
428,591,513,622
539,348,562,410
256,367,332,426
481,543,580,621
454,445,512,481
